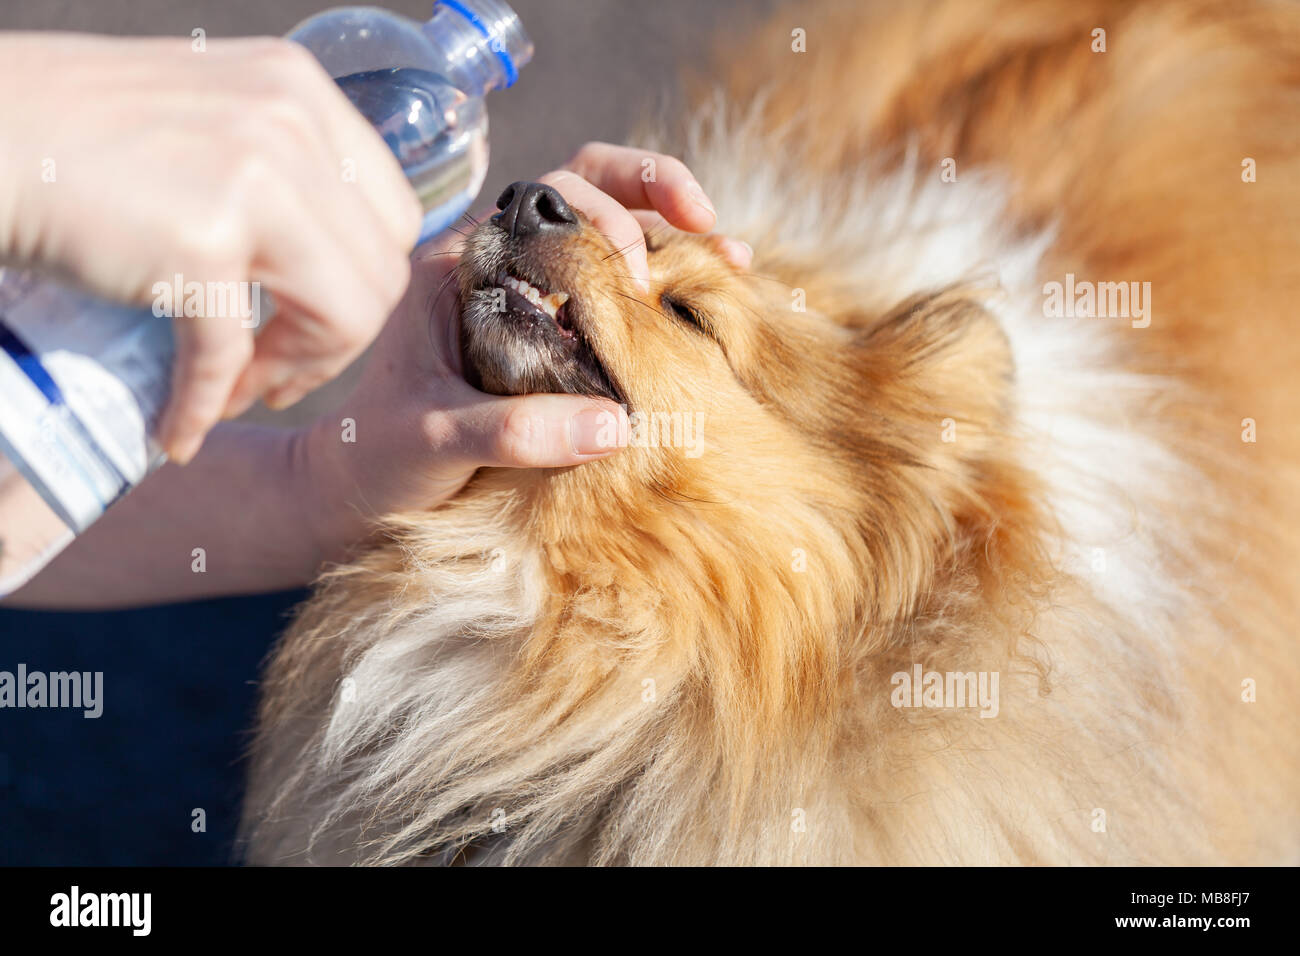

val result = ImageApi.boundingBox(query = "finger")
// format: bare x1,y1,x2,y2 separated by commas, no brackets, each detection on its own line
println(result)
240,37,423,253
630,210,670,241
457,394,628,468
539,171,651,292
565,142,716,233
711,235,754,270
228,303,343,413
233,289,391,413
224,168,411,413
629,210,753,271
314,80,425,252
222,77,415,413
160,317,254,463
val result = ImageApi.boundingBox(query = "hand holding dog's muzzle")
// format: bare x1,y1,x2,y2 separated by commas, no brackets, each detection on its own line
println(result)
297,145,727,559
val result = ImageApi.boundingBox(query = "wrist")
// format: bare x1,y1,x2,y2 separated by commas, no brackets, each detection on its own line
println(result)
297,414,377,567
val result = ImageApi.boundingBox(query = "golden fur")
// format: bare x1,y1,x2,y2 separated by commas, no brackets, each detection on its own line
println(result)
241,0,1300,864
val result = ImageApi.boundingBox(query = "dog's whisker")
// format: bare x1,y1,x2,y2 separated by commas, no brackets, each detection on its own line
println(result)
607,289,664,318
601,237,649,263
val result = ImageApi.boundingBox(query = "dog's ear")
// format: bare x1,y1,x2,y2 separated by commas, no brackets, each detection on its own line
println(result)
852,289,1015,471
826,289,1023,546
731,287,1024,618
761,288,1019,523
732,284,1015,492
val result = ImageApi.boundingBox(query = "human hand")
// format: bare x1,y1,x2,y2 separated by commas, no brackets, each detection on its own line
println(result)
0,34,423,463
300,144,749,557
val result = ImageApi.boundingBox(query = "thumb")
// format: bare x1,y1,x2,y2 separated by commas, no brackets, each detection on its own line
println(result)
463,394,628,468
158,317,253,464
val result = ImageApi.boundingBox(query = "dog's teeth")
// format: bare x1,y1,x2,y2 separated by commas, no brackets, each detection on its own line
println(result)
502,276,569,319
538,291,570,320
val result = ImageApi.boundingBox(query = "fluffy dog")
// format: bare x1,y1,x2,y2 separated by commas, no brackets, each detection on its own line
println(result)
241,0,1300,864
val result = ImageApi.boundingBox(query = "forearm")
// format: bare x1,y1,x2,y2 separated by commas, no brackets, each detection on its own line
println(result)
4,422,347,609
0,34,35,267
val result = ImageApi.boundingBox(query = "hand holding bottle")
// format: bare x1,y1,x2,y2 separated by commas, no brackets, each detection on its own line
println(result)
0,33,424,462
0,2,751,605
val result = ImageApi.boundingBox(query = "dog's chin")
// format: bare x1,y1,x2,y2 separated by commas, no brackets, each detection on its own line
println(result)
459,272,623,403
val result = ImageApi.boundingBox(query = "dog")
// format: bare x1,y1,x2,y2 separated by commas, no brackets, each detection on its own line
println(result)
241,0,1300,864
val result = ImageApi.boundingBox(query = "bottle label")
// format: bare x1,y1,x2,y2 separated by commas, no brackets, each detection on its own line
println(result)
0,270,172,533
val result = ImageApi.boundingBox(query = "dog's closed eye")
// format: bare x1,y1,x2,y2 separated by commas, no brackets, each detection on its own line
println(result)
661,295,714,338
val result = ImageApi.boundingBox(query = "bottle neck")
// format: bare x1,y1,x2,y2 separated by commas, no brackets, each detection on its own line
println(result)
422,0,534,97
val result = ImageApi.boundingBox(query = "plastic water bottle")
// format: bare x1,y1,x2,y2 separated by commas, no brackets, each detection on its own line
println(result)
292,0,532,244
0,0,532,595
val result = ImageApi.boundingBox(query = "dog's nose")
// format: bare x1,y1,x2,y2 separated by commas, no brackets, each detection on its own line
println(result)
493,181,578,239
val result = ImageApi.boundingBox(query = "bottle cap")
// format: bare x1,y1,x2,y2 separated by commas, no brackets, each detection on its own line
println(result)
427,0,534,94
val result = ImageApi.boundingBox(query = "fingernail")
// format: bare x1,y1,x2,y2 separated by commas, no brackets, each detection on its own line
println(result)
263,387,300,411
717,237,753,269
569,406,627,456
168,433,202,466
687,181,716,221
